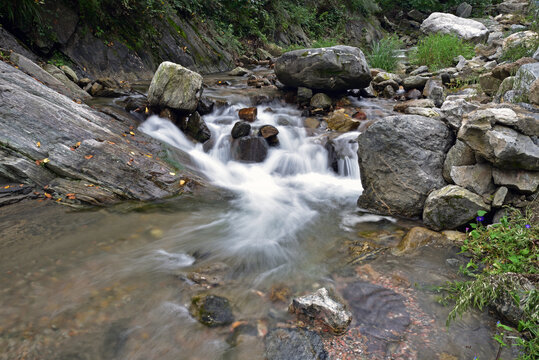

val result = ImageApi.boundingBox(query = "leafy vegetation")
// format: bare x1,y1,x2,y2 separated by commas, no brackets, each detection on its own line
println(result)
378,0,502,17
366,35,403,72
410,33,475,71
500,38,539,62
439,208,538,359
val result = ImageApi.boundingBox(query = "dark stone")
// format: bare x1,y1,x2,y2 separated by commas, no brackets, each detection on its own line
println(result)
231,136,269,163
196,96,215,115
181,111,211,143
264,328,328,360
406,89,422,100
231,121,252,139
190,295,234,327
102,321,129,360
125,96,148,113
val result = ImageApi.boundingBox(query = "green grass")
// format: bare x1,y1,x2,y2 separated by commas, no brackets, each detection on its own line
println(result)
409,33,475,71
500,38,539,62
439,208,538,360
366,35,403,72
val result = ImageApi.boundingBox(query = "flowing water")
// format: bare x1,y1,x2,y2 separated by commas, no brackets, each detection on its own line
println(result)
0,72,511,360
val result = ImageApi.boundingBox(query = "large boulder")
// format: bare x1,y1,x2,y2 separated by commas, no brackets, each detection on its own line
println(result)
357,115,454,218
497,0,530,14
275,46,371,91
420,12,489,43
502,31,539,53
148,61,203,113
423,185,490,230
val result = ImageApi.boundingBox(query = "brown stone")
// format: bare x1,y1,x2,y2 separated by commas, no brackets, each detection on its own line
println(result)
394,227,445,254
238,107,258,122
492,57,537,80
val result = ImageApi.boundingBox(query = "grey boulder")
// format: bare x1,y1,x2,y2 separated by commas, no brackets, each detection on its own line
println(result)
420,12,489,43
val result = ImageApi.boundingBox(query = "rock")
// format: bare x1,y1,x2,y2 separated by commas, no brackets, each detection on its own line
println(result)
59,65,78,83
325,109,360,132
304,117,320,129
180,111,211,143
124,96,147,113
264,328,327,360
440,98,479,129
498,0,530,14
404,107,442,118
78,77,92,87
231,121,252,139
289,288,352,335
372,71,402,85
238,107,258,122
534,46,539,61
190,295,234,327
531,79,539,105
496,76,515,101
159,107,178,123
231,136,269,163
0,60,193,204
147,61,203,113
442,230,467,242
275,46,371,91
310,93,332,110
357,115,454,217
43,63,91,100
403,76,429,91
408,9,427,22
423,185,490,230
229,67,251,76
492,168,539,193
450,163,494,195
423,78,445,107
297,87,313,104
196,97,215,116
456,2,473,18
394,99,435,113
490,273,537,326
395,227,445,254
443,140,477,182
513,63,539,102
266,43,284,57
479,72,502,96
484,60,497,71
420,12,489,43
492,186,509,207
503,31,539,53
256,48,273,61
373,79,400,93
259,125,279,146
406,89,423,100
383,85,395,98
458,110,539,171
492,57,537,81
410,66,429,76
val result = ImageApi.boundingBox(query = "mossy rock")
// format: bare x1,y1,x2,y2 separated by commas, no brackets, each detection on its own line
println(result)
190,294,234,327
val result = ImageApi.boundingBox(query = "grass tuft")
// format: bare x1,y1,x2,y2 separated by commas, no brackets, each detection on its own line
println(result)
409,33,475,71
366,35,403,72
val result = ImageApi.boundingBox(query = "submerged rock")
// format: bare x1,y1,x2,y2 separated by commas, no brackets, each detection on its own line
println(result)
395,227,446,254
264,328,328,360
231,136,269,163
289,288,352,335
190,294,234,327
420,12,489,43
357,115,454,217
148,61,203,113
275,45,371,91
423,185,490,230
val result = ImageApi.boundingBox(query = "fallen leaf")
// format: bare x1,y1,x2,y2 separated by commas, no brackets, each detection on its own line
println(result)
4,185,10,189
169,172,176,176
84,155,93,160
36,141,41,147
145,154,152,158
107,141,116,145
129,131,135,136
179,180,186,186
35,158,50,166
44,193,52,199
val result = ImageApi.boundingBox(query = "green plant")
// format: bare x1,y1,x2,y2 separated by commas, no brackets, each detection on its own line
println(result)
500,38,539,62
410,33,475,71
439,208,538,359
366,35,403,72
0,0,43,27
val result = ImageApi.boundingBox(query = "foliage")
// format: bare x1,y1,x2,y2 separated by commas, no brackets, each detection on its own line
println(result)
0,0,43,28
500,38,539,62
378,0,502,17
439,208,538,359
366,35,403,72
409,33,475,71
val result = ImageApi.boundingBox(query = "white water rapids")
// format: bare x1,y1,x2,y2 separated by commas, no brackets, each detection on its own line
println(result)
140,101,363,272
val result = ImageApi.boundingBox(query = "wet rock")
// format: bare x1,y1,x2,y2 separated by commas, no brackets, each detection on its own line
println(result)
187,262,229,287
289,288,352,335
393,99,435,113
304,117,320,129
492,57,537,81
148,61,203,113
275,46,371,91
456,2,472,18
492,168,539,194
450,163,495,195
159,107,178,123
264,328,328,360
423,185,490,231
403,76,429,91
229,67,251,76
443,140,477,183
180,111,211,143
325,109,360,132
125,96,147,113
310,93,332,110
238,107,258,122
420,12,489,43
190,294,234,327
231,136,269,163
492,186,509,207
357,115,453,217
196,96,215,116
395,227,445,254
479,72,502,96
231,121,252,139
297,87,313,104
259,125,279,146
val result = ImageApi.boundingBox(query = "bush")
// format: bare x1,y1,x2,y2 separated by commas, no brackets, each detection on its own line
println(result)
410,33,475,71
366,35,403,72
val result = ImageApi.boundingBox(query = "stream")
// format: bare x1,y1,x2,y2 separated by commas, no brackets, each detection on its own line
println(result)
0,71,511,360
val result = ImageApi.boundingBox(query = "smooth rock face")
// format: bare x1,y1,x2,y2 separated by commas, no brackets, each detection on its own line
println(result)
289,288,352,335
238,107,258,122
190,295,234,327
0,60,193,204
395,227,445,254
264,328,328,360
423,185,490,230
357,115,454,217
420,12,489,43
492,168,539,193
450,163,494,195
275,46,371,91
148,61,203,113
443,140,477,182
